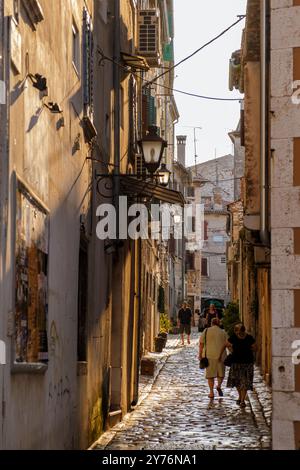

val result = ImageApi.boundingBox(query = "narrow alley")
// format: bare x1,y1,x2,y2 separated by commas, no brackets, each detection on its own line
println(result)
92,331,271,451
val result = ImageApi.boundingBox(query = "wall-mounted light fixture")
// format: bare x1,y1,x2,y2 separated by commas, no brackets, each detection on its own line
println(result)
29,73,48,93
158,163,171,188
138,126,168,175
44,102,63,114
95,126,171,199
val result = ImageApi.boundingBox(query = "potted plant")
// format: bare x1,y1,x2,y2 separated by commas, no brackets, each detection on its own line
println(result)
158,313,171,347
154,336,165,353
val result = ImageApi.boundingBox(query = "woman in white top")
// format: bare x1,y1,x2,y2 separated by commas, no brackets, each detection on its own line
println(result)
199,318,228,399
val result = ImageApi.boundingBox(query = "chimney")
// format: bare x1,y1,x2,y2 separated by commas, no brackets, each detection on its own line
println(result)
177,135,187,167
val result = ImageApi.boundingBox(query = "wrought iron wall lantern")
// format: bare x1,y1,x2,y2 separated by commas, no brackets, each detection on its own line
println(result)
95,126,171,200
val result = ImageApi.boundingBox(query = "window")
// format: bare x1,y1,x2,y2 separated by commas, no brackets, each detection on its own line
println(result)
185,251,195,271
204,221,208,241
83,9,94,116
221,256,226,264
202,196,212,208
192,216,196,233
202,257,208,277
15,181,49,365
152,278,156,302
146,273,149,299
72,20,80,74
13,0,20,23
77,235,89,362
187,187,195,198
120,86,124,129
149,274,152,298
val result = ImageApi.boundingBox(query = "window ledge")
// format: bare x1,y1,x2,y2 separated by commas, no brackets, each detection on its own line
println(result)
11,362,48,375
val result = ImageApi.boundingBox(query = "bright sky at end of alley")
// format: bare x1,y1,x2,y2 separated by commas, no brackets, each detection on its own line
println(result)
174,0,247,167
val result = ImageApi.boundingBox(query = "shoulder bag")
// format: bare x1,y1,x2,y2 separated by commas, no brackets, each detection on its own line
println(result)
200,329,209,369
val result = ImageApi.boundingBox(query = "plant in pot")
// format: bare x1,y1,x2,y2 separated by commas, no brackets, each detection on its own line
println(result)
158,313,171,347
154,335,165,353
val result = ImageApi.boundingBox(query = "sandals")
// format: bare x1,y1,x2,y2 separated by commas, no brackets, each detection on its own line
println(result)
240,402,246,408
236,399,241,405
217,387,223,397
208,394,214,399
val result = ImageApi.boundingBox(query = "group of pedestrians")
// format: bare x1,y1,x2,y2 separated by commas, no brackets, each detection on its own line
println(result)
177,302,256,407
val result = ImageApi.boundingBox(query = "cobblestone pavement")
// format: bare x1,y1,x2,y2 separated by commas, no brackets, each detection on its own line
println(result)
92,330,271,451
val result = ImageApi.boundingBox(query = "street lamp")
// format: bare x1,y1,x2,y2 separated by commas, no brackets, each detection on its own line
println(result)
158,163,171,187
138,126,168,175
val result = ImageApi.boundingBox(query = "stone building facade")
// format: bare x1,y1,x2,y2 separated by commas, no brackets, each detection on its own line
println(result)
228,0,272,392
0,0,179,449
270,0,300,451
192,155,235,306
228,0,300,450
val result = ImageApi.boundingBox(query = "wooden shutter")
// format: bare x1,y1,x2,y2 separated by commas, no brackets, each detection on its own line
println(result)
204,221,208,240
202,258,208,276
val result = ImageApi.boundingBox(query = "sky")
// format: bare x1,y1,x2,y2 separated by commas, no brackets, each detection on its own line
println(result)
174,0,247,167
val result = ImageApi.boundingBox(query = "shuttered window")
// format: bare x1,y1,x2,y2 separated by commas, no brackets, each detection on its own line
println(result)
83,9,94,117
77,235,89,362
202,258,208,276
185,251,195,271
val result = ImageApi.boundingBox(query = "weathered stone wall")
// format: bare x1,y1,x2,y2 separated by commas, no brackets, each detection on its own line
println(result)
271,0,300,451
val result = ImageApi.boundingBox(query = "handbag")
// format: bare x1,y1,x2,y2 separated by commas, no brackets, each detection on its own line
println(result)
224,353,233,367
199,329,209,369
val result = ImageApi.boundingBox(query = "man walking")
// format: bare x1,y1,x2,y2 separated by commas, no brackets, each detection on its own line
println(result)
178,302,193,346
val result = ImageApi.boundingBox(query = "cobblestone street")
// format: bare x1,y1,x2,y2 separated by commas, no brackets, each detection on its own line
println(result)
92,330,271,451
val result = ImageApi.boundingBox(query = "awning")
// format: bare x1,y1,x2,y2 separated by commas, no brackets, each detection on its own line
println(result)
121,52,150,72
120,176,185,206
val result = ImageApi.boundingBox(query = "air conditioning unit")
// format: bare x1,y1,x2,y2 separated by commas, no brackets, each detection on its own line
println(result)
137,10,161,67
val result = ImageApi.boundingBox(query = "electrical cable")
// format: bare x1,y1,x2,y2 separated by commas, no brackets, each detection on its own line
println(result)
143,16,246,88
97,48,243,102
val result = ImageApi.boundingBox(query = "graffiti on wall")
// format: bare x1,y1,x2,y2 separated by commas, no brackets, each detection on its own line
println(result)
15,182,49,363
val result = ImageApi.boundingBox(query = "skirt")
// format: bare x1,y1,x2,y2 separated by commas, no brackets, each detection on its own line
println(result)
227,363,254,391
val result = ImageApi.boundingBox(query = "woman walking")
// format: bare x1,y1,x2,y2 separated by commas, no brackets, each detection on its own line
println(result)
223,323,256,408
199,318,228,399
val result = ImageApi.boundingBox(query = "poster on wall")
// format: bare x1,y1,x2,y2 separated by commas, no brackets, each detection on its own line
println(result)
15,182,49,364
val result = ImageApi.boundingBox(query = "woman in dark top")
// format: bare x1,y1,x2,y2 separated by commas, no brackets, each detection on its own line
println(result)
222,323,256,408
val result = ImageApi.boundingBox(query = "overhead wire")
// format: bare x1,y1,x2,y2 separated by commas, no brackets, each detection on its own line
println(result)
143,16,246,87
98,48,243,101
97,14,245,104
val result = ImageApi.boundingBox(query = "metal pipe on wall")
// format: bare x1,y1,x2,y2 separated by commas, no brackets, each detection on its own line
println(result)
260,0,270,247
113,0,121,222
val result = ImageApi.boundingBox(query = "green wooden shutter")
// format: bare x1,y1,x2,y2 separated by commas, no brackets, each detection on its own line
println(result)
148,95,156,126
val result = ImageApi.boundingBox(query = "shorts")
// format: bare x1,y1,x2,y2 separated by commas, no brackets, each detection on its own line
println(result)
205,358,225,379
179,323,191,335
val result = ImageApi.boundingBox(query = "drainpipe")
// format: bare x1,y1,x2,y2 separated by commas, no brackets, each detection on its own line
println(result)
260,0,270,247
133,235,142,405
113,0,120,229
